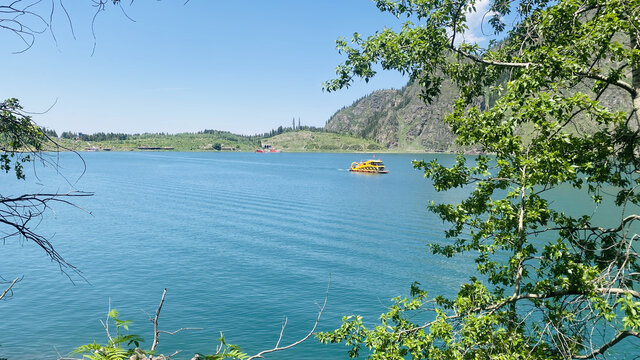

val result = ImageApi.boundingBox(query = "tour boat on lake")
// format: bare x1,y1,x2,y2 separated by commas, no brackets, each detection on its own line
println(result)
349,159,389,174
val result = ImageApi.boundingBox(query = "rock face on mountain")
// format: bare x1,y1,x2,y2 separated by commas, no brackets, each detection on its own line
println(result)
326,80,461,151
326,76,632,151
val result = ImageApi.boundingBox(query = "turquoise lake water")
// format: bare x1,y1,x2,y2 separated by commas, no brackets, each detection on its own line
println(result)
0,152,633,359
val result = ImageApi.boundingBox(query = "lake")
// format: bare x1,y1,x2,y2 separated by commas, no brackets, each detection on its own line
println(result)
0,152,627,359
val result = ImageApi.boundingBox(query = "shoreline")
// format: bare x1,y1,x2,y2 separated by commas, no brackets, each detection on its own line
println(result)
44,148,473,155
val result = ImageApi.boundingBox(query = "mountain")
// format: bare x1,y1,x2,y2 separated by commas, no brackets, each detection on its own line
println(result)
326,79,463,151
326,74,631,152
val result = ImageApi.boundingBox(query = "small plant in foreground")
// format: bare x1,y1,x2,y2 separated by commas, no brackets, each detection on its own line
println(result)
72,309,146,360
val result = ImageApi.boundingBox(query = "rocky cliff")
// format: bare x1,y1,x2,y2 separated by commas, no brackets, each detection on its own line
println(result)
326,76,631,151
326,80,461,151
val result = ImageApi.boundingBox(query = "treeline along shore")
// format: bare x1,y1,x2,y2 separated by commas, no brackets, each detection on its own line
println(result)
43,127,393,153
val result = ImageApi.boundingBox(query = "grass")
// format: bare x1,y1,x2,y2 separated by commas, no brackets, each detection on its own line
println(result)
43,130,387,153
46,132,261,152
266,131,384,152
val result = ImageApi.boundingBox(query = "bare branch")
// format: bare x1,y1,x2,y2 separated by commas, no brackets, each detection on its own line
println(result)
158,328,203,336
0,277,19,301
246,276,330,360
573,330,640,359
275,317,288,349
100,298,114,344
0,191,93,275
149,288,202,352
151,288,167,351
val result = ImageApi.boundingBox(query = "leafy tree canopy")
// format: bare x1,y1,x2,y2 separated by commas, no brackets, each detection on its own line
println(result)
0,98,45,180
319,0,640,358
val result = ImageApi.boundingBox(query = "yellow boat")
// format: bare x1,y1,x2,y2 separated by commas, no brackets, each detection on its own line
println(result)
349,159,389,174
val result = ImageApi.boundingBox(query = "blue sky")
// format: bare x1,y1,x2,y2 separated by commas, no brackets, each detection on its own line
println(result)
1,0,492,135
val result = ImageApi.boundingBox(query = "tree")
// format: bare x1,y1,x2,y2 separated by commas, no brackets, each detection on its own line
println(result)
1,1,129,287
318,0,640,358
0,98,90,276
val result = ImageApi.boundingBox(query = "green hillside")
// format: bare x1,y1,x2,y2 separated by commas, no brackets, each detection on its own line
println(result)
43,130,387,153
266,131,383,152
47,131,260,152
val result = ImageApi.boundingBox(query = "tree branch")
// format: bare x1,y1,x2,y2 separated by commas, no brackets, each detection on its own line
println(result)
0,277,19,301
576,71,637,97
0,191,93,275
573,330,640,359
403,287,640,336
151,288,167,351
530,215,640,237
447,45,637,100
246,276,330,360
148,288,202,352
448,45,533,69
158,328,203,336
595,287,640,299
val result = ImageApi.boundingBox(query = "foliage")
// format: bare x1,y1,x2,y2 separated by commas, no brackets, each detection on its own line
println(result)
0,98,89,271
72,309,146,360
51,131,262,152
0,98,46,180
254,125,325,139
74,132,130,142
68,300,253,360
319,0,640,358
46,129,385,152
267,130,383,152
195,333,249,360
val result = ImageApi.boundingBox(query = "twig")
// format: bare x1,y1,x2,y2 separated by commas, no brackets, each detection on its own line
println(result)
246,276,331,360
0,277,19,301
151,288,167,351
159,327,203,335
275,317,288,348
100,298,114,343
167,350,181,359
573,330,640,359
149,288,201,352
